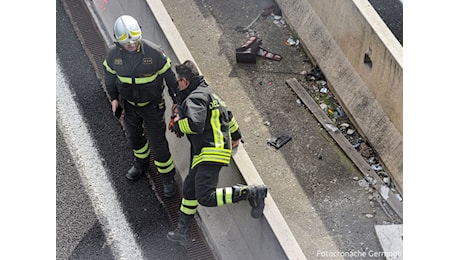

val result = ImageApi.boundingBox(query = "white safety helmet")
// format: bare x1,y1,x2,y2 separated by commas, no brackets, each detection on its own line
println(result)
113,15,142,45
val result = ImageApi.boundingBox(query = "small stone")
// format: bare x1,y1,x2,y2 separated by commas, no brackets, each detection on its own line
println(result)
340,123,350,128
358,179,369,188
365,214,374,219
353,176,360,181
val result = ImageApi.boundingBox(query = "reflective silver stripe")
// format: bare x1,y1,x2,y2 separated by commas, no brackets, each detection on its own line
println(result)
127,100,151,107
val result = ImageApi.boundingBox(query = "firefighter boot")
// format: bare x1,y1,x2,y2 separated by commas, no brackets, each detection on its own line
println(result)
167,212,193,246
161,172,177,198
126,158,149,180
233,184,268,218
248,185,268,218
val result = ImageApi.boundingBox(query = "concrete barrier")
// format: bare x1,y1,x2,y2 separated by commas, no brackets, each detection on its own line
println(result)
275,0,403,195
87,0,307,259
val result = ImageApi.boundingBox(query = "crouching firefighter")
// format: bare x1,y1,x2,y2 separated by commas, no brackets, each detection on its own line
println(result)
167,60,268,246
103,15,179,197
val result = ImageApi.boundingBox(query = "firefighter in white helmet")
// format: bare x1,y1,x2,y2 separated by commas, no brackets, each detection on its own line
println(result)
103,15,179,197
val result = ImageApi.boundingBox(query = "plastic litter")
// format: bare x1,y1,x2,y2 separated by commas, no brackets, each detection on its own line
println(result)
325,123,339,132
271,14,286,27
285,37,299,46
346,129,355,135
352,139,363,149
371,164,383,171
334,106,345,118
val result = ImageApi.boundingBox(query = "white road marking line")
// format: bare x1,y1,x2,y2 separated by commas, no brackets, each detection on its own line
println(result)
56,60,144,260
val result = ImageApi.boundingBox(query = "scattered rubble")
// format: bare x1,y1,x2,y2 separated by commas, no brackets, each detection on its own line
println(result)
298,65,402,203
233,4,402,213
269,13,286,28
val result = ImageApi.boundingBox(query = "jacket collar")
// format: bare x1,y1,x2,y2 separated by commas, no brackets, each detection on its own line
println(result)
178,75,207,103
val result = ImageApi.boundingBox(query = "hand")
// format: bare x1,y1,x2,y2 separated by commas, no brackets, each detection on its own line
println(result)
171,104,179,116
111,99,124,119
111,99,119,114
232,139,241,149
168,114,183,138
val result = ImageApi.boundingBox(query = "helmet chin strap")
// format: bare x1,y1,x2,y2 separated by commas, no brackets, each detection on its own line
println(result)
114,41,123,48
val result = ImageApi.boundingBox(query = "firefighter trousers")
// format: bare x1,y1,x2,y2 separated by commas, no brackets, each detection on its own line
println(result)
122,99,175,175
180,163,223,216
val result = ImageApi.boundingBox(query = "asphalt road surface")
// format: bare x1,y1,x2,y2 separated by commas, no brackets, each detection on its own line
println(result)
56,0,189,259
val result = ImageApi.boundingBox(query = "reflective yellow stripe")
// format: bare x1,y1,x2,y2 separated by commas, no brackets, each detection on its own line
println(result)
154,156,175,174
117,32,127,42
154,156,173,167
210,109,224,149
191,148,232,169
182,198,199,207
192,155,230,169
117,75,133,84
103,59,116,74
180,198,198,215
135,141,149,153
180,205,197,215
157,164,174,174
134,75,157,84
134,141,150,159
133,57,171,83
229,117,239,134
216,188,224,206
130,30,141,37
158,57,172,75
114,58,171,85
225,187,233,204
178,118,197,134
201,147,232,155
127,100,151,107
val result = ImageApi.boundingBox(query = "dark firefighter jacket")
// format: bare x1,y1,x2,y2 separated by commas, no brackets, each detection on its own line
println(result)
103,39,178,105
173,76,242,169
